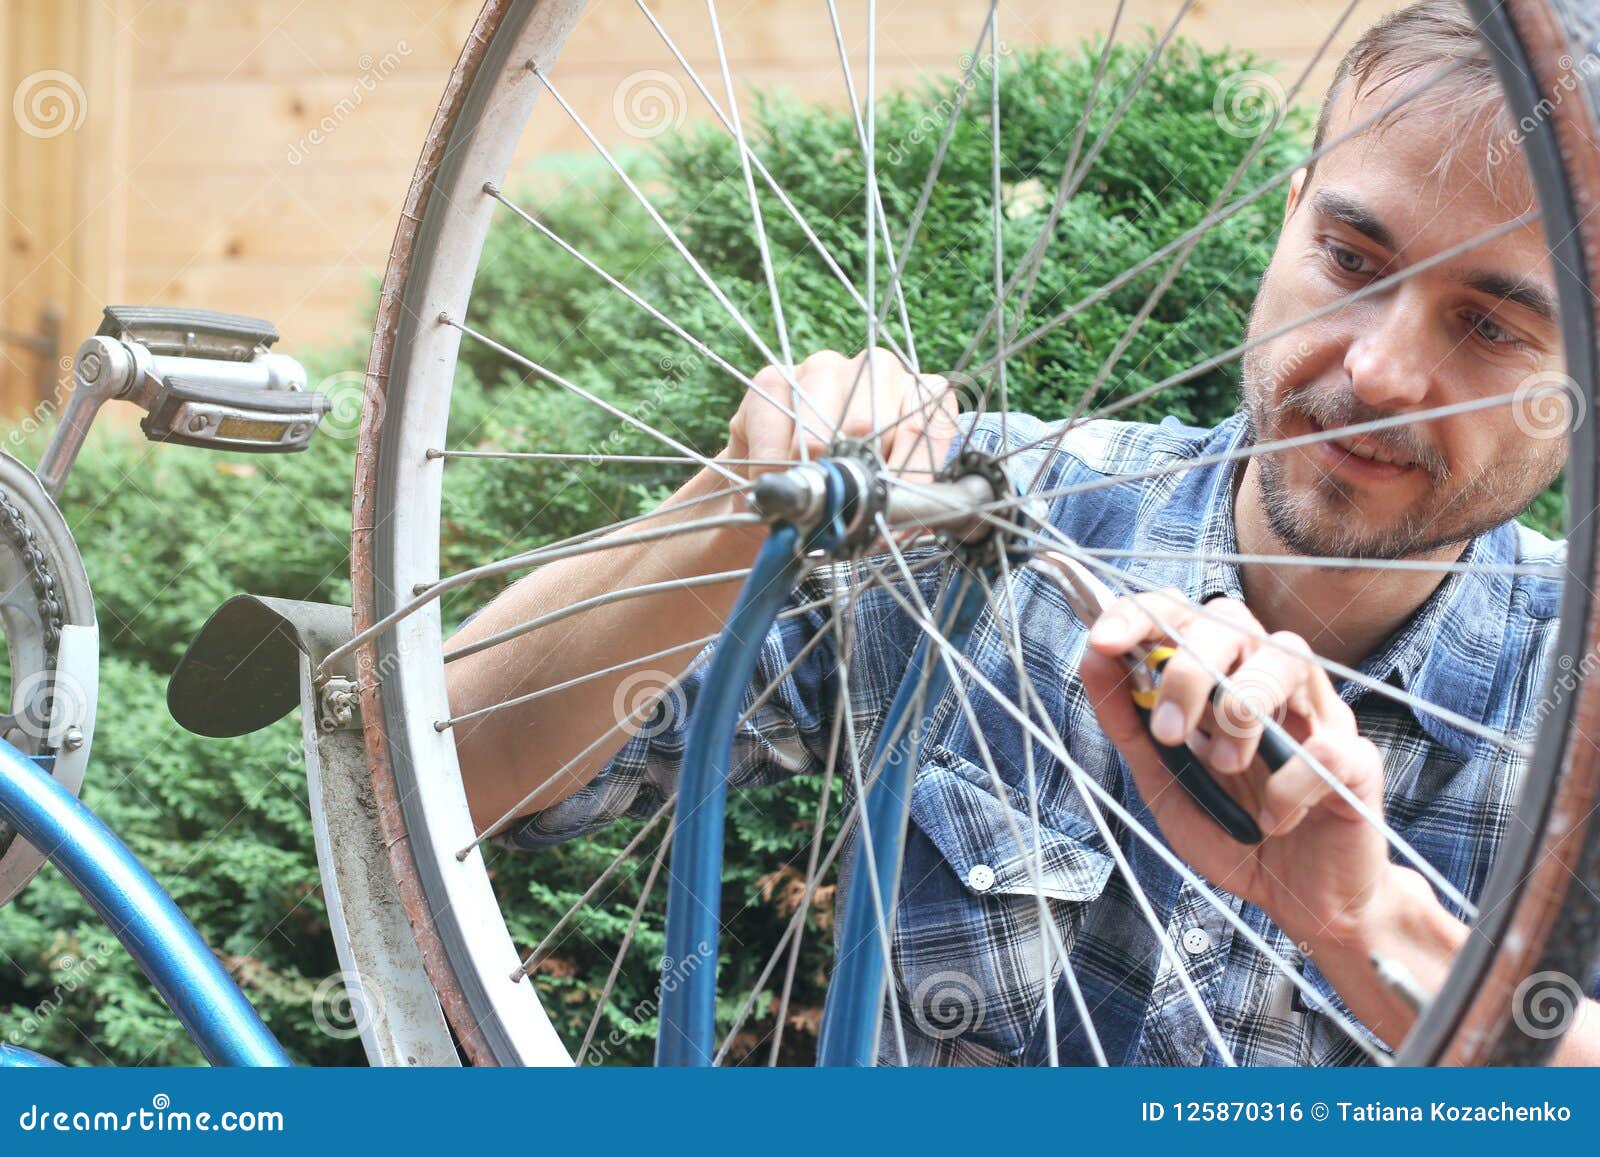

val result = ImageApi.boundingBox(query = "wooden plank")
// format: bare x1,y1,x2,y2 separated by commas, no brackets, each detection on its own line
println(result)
123,261,381,351
124,0,1390,77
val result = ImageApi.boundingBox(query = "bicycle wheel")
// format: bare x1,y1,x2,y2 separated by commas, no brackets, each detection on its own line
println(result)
348,0,1600,1066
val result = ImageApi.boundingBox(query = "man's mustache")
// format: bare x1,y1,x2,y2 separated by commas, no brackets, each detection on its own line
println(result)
1272,386,1450,480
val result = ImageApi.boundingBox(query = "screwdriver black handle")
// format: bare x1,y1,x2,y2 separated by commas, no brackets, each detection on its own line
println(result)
1130,660,1298,845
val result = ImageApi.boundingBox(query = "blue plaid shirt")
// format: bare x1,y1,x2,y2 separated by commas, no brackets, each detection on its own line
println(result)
502,409,1588,1065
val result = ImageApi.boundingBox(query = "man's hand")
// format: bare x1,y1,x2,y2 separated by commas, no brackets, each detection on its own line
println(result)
1078,588,1389,950
725,347,961,481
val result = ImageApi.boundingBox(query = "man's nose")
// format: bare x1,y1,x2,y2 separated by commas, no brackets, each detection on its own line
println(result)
1342,291,1438,410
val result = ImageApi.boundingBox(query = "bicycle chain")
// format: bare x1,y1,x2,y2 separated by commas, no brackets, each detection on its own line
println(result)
0,481,66,862
0,484,64,670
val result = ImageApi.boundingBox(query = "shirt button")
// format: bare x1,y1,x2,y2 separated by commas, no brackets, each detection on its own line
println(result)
1181,927,1211,955
966,864,996,892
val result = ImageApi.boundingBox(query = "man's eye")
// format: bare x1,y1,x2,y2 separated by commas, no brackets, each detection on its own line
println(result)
1326,243,1373,276
1469,312,1520,346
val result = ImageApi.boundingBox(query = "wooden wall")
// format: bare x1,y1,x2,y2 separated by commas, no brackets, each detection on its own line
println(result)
0,0,1397,414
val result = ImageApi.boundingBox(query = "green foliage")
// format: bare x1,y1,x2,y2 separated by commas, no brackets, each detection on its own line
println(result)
5,37,1547,1067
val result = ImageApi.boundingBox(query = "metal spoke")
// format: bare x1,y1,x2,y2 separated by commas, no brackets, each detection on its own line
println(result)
996,379,1553,532
712,560,955,1064
861,554,1390,1063
460,557,868,853
764,560,856,1064
866,3,1000,351
1026,0,1360,494
1071,546,1561,579
441,553,945,733
952,0,1197,377
320,494,758,679
885,476,1536,761
861,546,1235,1065
986,506,1481,917
1006,2,1127,327
990,211,1538,472
961,55,1470,379
431,449,801,468
576,822,674,1065
631,0,917,371
445,313,750,482
873,526,1108,1064
513,799,676,979
826,0,920,376
707,0,796,374
485,187,829,444
442,568,752,666
527,64,837,458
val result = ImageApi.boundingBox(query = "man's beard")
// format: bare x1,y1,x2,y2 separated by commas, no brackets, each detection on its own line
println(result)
1239,343,1560,561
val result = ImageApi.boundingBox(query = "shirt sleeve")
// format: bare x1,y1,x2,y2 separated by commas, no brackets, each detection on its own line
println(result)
488,568,843,851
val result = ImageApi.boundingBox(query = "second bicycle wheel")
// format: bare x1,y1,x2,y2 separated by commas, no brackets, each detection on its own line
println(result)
349,0,1600,1066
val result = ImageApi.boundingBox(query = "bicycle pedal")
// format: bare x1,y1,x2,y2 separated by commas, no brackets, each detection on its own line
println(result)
99,305,329,454
141,374,331,453
98,305,280,361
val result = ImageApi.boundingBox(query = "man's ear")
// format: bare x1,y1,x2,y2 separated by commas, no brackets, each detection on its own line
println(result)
1284,168,1308,224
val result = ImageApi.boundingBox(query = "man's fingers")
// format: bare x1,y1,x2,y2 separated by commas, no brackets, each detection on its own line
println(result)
886,372,957,477
1258,732,1384,836
1144,601,1259,751
1086,587,1194,654
1208,630,1328,772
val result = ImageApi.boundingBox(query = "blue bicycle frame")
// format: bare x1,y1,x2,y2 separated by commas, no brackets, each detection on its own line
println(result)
0,735,289,1067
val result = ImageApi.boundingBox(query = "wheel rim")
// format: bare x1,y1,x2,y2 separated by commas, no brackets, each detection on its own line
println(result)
352,0,1600,1067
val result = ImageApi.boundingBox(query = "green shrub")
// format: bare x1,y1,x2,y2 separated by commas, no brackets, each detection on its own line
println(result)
1,37,1545,1066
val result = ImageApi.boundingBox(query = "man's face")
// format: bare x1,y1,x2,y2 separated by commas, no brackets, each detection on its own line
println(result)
1240,78,1568,560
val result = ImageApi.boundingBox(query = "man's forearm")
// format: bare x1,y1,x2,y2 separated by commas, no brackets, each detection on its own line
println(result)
445,457,762,834
1305,864,1600,1063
